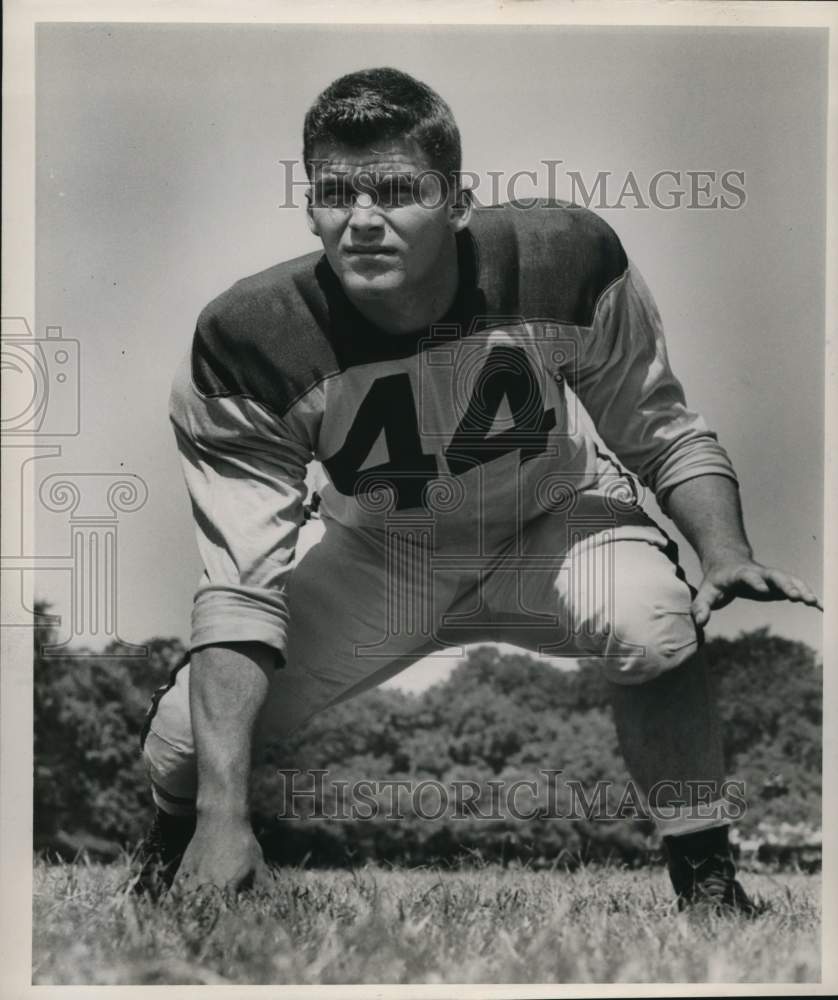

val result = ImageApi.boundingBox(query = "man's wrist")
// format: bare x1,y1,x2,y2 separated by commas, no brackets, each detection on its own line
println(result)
699,543,754,570
196,795,251,823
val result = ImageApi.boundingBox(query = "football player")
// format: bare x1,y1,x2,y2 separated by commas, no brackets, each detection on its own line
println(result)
137,68,821,910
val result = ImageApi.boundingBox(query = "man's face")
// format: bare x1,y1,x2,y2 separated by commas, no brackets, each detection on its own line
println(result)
306,139,469,304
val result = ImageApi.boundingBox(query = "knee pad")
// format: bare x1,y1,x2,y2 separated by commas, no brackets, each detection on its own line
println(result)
600,605,699,685
141,655,197,814
143,730,197,815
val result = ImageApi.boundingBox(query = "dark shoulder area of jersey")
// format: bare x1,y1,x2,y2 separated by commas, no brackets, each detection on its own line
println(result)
190,199,628,419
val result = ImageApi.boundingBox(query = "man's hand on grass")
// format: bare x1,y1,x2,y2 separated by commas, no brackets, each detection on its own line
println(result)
172,816,269,895
691,557,823,627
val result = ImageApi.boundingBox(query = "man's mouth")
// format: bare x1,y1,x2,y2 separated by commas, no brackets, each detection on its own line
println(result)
346,246,398,255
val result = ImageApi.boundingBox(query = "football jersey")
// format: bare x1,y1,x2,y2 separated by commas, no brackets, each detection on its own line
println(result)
170,200,737,655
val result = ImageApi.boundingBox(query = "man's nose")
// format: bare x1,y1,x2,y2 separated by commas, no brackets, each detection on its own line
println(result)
348,193,384,228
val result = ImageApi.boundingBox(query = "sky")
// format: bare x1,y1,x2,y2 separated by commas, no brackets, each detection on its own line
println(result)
28,23,827,691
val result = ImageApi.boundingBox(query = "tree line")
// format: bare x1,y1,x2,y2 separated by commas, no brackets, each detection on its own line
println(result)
33,607,821,868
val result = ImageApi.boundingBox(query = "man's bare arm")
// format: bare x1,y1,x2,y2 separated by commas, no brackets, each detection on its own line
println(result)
191,642,274,818
665,473,822,626
173,641,277,892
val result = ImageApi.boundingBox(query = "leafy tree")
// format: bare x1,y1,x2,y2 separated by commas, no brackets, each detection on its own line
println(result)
33,601,185,851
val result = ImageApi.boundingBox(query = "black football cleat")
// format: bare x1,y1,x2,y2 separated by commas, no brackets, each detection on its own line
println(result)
664,825,760,916
133,808,196,898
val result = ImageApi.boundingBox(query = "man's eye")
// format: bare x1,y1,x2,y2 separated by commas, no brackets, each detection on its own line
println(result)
375,177,416,208
315,185,351,209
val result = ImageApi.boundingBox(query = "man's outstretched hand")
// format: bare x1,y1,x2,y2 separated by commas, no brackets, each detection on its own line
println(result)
691,557,823,627
172,816,270,896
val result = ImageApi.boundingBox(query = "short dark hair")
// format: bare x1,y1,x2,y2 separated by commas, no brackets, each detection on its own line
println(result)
303,68,461,183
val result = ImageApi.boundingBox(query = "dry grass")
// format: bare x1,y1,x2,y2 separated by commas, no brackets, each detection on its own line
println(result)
32,857,820,985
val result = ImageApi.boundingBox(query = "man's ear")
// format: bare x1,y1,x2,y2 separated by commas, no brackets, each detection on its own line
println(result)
449,185,473,233
305,191,320,236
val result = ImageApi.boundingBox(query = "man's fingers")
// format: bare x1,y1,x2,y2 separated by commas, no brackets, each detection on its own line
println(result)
691,601,710,627
691,580,723,625
764,568,823,610
738,569,771,594
252,860,274,893
694,563,823,621
765,568,800,597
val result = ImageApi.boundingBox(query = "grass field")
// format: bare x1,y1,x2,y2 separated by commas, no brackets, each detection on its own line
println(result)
32,858,820,985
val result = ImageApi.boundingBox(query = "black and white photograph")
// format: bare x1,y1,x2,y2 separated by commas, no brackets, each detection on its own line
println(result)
2,1,835,994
